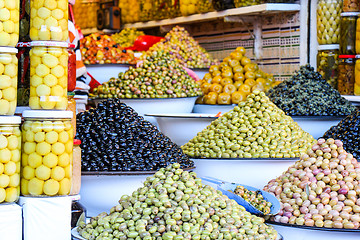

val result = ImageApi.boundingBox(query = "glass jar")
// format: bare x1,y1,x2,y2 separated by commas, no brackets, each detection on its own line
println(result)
317,0,342,45
139,0,154,21
20,0,30,42
70,139,81,195
340,12,358,55
21,110,73,196
68,44,76,92
356,17,360,54
0,0,20,47
338,55,355,95
317,44,339,89
0,47,18,115
119,0,140,24
71,195,86,228
67,92,76,138
343,0,360,11
29,0,68,41
355,55,360,95
29,41,68,110
16,42,31,107
0,116,21,203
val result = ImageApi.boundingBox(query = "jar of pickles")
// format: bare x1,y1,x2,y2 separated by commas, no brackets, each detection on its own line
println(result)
338,55,355,95
0,116,21,203
29,41,68,110
317,44,339,89
234,0,263,8
21,110,73,196
20,0,30,42
70,139,81,195
68,44,76,92
354,55,360,95
0,47,18,115
356,16,360,54
343,0,360,11
29,0,68,41
66,92,76,137
340,12,359,55
317,0,342,45
0,0,20,47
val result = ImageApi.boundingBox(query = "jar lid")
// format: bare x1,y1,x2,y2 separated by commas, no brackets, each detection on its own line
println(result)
16,42,31,48
356,55,360,58
318,44,339,50
340,12,360,17
339,55,356,58
74,139,81,145
30,41,70,48
0,116,21,124
70,195,81,201
0,47,18,53
23,110,73,119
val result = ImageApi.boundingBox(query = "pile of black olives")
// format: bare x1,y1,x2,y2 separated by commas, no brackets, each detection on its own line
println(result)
76,99,194,171
267,65,356,116
77,163,279,239
323,109,360,160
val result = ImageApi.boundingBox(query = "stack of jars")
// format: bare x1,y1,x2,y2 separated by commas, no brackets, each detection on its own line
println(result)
18,0,80,198
0,0,21,204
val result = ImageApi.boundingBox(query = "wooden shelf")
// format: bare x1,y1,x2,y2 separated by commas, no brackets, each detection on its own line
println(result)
123,3,300,29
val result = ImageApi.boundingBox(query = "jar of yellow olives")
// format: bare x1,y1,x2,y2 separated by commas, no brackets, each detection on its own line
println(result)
21,110,73,196
354,55,360,95
29,0,68,41
0,0,20,47
356,17,360,54
0,116,21,203
317,0,342,45
29,41,68,110
0,47,18,115
317,44,339,89
338,55,355,95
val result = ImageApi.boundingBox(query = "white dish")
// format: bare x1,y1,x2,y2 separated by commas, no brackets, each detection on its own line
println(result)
146,113,218,146
193,104,237,114
72,227,85,240
342,95,360,106
86,64,131,84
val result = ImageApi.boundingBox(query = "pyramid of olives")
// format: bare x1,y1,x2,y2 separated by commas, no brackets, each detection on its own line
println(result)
77,163,278,239
182,90,315,158
196,47,277,105
264,139,360,229
147,26,218,68
92,50,202,99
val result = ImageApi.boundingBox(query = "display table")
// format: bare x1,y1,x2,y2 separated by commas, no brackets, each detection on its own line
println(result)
270,223,360,240
193,158,298,189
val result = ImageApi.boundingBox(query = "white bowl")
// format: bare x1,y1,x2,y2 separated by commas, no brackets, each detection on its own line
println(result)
193,104,236,114
292,116,344,139
86,64,131,84
342,95,360,106
192,68,209,80
146,113,218,146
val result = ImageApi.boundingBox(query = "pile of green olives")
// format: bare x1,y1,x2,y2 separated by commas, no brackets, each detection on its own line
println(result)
182,90,315,158
92,50,203,99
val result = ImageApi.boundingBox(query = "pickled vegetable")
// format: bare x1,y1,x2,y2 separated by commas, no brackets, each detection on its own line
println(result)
356,18,360,54
268,65,356,116
338,56,355,95
20,0,30,42
179,0,214,16
21,115,73,196
73,0,99,29
119,0,140,24
29,0,68,41
340,13,358,55
265,138,360,229
17,42,30,106
356,58,360,95
197,47,277,105
111,28,144,48
77,163,278,239
29,44,68,110
317,46,339,89
317,0,342,45
234,0,263,8
231,185,272,214
0,122,21,203
182,90,316,159
0,48,18,115
343,0,360,11
0,0,20,47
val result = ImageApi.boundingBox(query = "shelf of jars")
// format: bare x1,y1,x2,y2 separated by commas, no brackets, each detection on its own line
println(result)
123,3,301,29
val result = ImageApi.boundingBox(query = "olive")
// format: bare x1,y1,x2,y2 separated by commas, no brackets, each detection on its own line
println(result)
77,163,278,239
